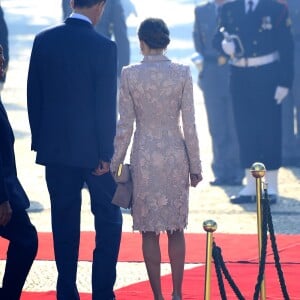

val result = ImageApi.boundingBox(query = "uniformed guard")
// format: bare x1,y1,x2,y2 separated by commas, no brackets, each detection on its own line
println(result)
213,0,294,204
281,0,300,167
193,0,244,186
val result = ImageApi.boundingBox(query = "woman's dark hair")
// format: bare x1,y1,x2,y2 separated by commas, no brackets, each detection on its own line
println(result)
74,0,106,8
138,18,170,49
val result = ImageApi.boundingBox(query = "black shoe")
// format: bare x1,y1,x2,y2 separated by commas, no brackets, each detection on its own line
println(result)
210,178,242,186
230,195,256,204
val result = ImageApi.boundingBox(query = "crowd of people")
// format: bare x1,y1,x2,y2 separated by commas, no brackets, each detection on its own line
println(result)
0,0,299,299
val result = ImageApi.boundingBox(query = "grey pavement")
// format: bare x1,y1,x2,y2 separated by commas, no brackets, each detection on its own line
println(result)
1,0,300,295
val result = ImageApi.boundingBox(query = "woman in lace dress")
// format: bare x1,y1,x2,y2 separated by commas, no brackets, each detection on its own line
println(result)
111,18,202,300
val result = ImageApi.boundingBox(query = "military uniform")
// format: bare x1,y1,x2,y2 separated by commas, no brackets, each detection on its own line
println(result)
193,1,243,186
213,0,294,202
281,0,300,166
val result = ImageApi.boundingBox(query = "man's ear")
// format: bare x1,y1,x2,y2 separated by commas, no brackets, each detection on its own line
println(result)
99,1,106,11
98,1,106,18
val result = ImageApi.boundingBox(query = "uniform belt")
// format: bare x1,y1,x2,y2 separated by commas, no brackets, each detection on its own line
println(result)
230,52,279,68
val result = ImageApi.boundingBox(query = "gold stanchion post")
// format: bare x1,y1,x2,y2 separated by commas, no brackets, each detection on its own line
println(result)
250,162,266,300
203,220,217,300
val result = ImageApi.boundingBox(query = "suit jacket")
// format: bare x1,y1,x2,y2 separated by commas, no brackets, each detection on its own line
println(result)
27,17,118,168
0,100,30,210
213,0,294,88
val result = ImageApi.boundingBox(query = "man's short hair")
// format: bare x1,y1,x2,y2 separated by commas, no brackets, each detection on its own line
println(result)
74,0,106,8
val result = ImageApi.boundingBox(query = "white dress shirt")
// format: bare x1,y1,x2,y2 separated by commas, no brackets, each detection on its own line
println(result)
70,12,92,24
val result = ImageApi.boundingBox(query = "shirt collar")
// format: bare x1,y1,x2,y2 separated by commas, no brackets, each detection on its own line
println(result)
69,12,92,24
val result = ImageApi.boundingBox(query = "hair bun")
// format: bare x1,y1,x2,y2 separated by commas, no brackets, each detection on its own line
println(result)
138,18,170,49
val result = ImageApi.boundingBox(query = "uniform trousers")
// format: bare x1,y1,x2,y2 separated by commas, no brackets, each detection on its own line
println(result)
0,210,38,300
199,61,243,182
282,40,300,165
230,62,282,170
45,165,122,300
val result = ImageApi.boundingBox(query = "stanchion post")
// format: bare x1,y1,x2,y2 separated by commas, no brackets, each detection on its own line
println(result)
251,162,266,300
203,220,217,300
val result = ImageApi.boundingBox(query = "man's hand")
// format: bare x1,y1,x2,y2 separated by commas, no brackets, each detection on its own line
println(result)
190,173,203,187
0,201,12,226
221,39,236,57
274,86,289,104
92,161,110,176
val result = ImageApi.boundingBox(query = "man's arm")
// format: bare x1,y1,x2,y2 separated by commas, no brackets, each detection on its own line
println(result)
27,37,43,151
192,7,204,54
95,41,118,163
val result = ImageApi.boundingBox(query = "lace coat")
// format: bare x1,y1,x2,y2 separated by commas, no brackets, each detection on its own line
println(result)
111,55,201,233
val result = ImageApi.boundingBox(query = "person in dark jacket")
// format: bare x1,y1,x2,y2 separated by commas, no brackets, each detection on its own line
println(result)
0,45,38,300
27,1,122,299
213,0,294,204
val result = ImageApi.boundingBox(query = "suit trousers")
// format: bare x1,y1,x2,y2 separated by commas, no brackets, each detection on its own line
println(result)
0,210,38,300
45,165,123,300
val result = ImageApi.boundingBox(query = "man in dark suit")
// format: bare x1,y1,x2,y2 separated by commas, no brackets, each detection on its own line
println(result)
62,0,130,77
27,1,122,299
213,0,294,204
0,45,38,300
193,0,244,186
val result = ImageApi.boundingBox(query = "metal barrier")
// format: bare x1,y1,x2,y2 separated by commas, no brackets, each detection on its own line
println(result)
203,162,290,300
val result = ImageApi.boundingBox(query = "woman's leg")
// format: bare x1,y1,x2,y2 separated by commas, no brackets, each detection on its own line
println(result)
142,231,164,300
167,230,185,299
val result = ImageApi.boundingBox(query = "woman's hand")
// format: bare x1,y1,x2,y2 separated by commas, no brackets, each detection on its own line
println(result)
190,173,203,187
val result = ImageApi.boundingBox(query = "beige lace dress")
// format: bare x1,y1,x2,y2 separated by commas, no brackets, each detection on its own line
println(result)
111,54,201,233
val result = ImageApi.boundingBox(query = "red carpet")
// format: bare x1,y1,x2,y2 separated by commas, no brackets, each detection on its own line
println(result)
1,232,300,263
20,263,300,299
116,263,300,299
1,232,299,299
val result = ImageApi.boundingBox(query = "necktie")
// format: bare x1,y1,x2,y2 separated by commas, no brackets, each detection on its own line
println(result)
247,0,254,14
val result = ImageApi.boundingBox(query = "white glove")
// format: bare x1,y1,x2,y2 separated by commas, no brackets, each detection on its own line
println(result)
221,39,236,56
274,86,289,104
